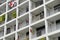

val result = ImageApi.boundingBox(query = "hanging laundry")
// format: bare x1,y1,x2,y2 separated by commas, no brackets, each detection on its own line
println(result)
8,1,14,7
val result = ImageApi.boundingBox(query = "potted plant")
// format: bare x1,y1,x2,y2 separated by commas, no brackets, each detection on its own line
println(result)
2,15,5,21
12,10,16,18
0,15,5,22
39,37,46,40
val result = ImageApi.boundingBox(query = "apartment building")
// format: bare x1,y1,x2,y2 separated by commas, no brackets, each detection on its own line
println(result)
0,0,60,40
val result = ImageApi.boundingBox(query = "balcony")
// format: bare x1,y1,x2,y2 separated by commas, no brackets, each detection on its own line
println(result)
5,34,15,40
47,14,60,33
49,33,60,40
17,28,29,40
46,0,60,16
0,0,6,5
31,0,43,9
45,0,50,2
6,20,16,34
7,9,17,22
19,0,26,4
0,26,4,37
0,14,5,25
0,39,3,40
30,21,45,39
8,0,16,2
0,4,6,15
18,2,29,16
18,14,29,29
31,7,44,23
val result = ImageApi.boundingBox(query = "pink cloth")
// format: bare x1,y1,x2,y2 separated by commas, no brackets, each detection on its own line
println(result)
9,1,14,7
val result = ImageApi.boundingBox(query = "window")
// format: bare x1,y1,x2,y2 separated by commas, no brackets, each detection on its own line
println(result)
58,37,60,40
26,7,29,12
6,28,11,34
36,25,45,37
26,32,29,40
54,4,60,10
26,32,29,36
35,11,44,19
35,0,43,7
40,11,44,19
56,19,60,24
56,19,60,30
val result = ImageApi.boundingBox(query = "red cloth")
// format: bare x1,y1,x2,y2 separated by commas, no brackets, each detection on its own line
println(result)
9,1,14,7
